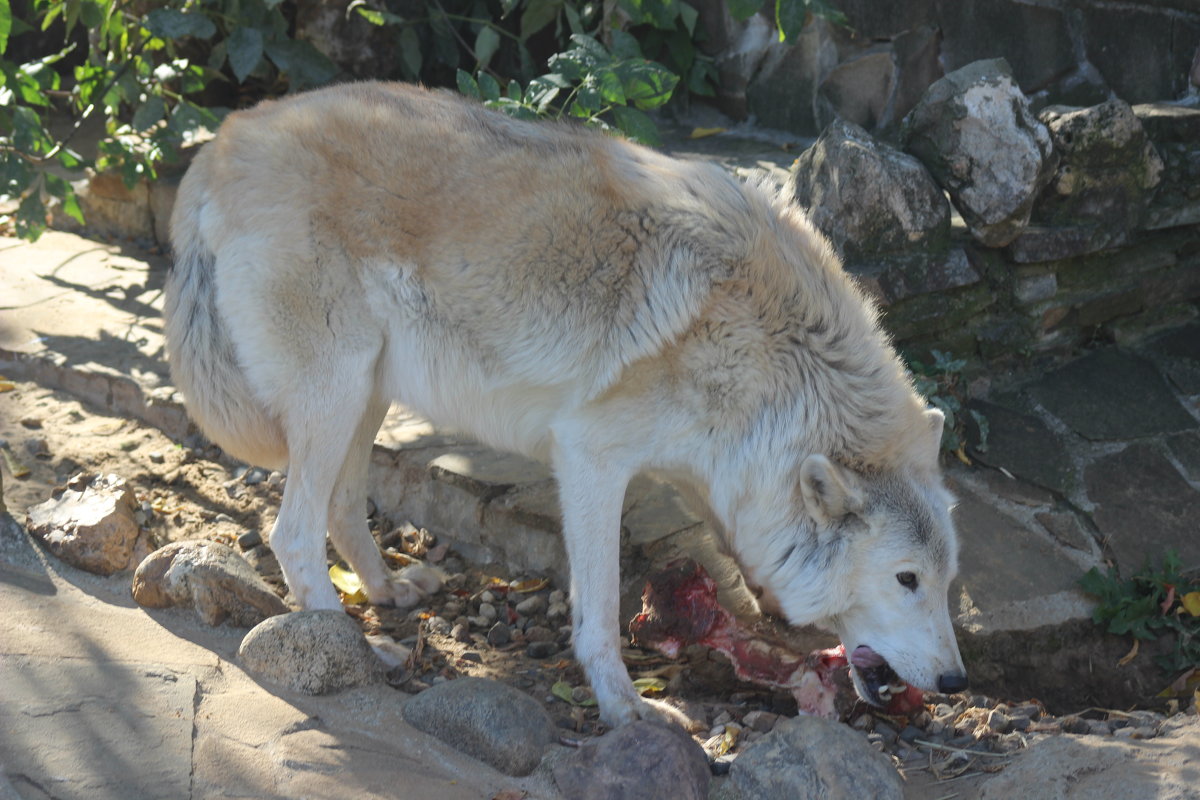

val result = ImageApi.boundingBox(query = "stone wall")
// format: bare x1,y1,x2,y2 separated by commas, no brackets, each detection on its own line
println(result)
784,59,1200,363
698,0,1200,138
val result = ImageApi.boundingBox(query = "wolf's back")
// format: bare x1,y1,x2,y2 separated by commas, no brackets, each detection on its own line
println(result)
164,156,288,469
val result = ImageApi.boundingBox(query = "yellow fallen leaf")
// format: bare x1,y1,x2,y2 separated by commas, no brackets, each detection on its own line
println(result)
954,444,972,466
1182,591,1200,617
0,380,15,393
329,562,368,605
689,126,726,139
632,677,668,696
510,577,549,593
551,680,597,706
1117,638,1139,667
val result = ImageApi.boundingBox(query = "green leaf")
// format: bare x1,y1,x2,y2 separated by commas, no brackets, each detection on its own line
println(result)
45,173,84,225
226,27,264,83
17,188,47,240
616,60,678,110
478,72,501,101
618,0,677,29
265,39,337,90
521,0,561,39
144,8,217,40
774,0,809,42
612,105,660,146
456,68,480,99
0,0,12,56
474,25,501,69
724,0,763,19
132,94,166,132
398,26,422,80
609,30,642,60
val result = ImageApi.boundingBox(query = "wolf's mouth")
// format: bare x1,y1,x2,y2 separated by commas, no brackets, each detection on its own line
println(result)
849,645,916,710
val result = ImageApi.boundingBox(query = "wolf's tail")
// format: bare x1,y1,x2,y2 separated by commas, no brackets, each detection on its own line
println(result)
164,172,288,469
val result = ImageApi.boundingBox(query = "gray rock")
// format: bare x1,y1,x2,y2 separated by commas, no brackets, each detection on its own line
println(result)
132,540,289,627
815,48,896,133
713,715,903,799
487,621,512,647
526,640,558,659
789,119,949,260
238,610,384,694
402,677,554,776
26,473,140,576
745,18,838,135
551,720,709,800
903,58,1056,247
1032,101,1163,247
515,594,546,617
977,716,1200,800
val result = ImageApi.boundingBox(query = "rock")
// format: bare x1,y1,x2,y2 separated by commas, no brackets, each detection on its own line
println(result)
236,529,263,550
977,716,1200,799
815,48,897,133
26,473,140,576
526,641,558,659
712,715,904,799
486,621,511,647
132,540,289,627
402,677,555,776
903,58,1056,247
1031,101,1163,247
237,610,384,694
552,720,710,800
243,467,268,485
515,594,546,617
745,18,838,135
788,119,949,260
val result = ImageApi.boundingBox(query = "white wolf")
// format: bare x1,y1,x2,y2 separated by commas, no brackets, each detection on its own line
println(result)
165,81,967,725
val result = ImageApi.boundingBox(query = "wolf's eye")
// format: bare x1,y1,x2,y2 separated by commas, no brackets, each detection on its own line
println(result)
897,572,918,590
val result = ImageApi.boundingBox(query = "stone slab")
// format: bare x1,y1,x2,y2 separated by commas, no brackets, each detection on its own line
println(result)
1026,350,1197,441
950,489,1090,618
1166,431,1200,483
967,399,1074,495
1146,323,1200,395
0,657,196,800
1085,443,1200,571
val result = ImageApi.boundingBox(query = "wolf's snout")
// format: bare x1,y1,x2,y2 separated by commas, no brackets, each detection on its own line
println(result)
937,672,969,694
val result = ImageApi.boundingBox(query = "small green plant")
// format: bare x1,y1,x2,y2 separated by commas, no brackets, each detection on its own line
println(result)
456,32,677,144
905,349,988,458
1079,550,1200,674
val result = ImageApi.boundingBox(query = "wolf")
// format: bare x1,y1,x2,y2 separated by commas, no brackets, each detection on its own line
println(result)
165,81,967,726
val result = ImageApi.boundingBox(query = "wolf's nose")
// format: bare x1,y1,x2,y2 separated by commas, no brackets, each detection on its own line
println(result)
937,673,969,694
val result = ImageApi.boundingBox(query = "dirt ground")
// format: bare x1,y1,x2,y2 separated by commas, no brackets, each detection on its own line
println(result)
3,375,1189,796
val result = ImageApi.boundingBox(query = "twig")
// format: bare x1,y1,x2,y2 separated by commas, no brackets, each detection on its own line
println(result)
913,739,1013,758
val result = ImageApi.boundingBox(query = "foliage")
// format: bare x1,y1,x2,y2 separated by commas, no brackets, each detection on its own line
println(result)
1079,550,1200,674
1,0,841,239
906,349,988,458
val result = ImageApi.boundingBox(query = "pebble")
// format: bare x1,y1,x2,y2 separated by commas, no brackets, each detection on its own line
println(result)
148,451,165,464
873,721,898,745
526,641,558,659
237,530,263,550
487,621,511,647
515,595,546,617
480,591,497,604
743,710,779,733
986,709,1012,733
525,625,555,643
547,601,569,621
1114,726,1158,740
19,416,43,429
442,601,464,618
548,589,566,605
243,467,268,485
24,437,50,458
478,602,498,621
266,471,285,487
426,616,451,636
451,623,471,643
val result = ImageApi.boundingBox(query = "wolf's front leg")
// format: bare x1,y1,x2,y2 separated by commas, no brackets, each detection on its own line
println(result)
553,442,654,727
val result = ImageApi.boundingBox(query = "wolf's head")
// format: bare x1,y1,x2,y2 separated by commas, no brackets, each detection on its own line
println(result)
736,407,967,706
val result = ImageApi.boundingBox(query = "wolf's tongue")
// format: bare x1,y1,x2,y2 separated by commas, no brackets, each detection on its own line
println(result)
850,645,886,669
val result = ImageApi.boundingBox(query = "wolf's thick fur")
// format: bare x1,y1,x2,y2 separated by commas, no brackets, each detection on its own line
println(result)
166,82,966,725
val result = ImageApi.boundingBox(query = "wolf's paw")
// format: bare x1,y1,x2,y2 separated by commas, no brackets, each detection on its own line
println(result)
368,564,444,608
598,689,698,731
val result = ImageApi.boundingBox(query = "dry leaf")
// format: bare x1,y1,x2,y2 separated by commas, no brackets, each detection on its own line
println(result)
632,676,668,695
329,562,368,604
1182,591,1200,617
510,577,549,593
492,791,527,800
689,126,725,139
954,444,972,465
1157,667,1199,698
1161,585,1176,614
0,380,15,393
1117,638,1139,667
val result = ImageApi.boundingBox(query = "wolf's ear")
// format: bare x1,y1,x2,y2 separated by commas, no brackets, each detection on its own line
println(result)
919,407,946,466
799,454,864,525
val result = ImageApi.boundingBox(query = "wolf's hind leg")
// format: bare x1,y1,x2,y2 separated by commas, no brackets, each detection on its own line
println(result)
327,396,442,607
269,361,377,612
